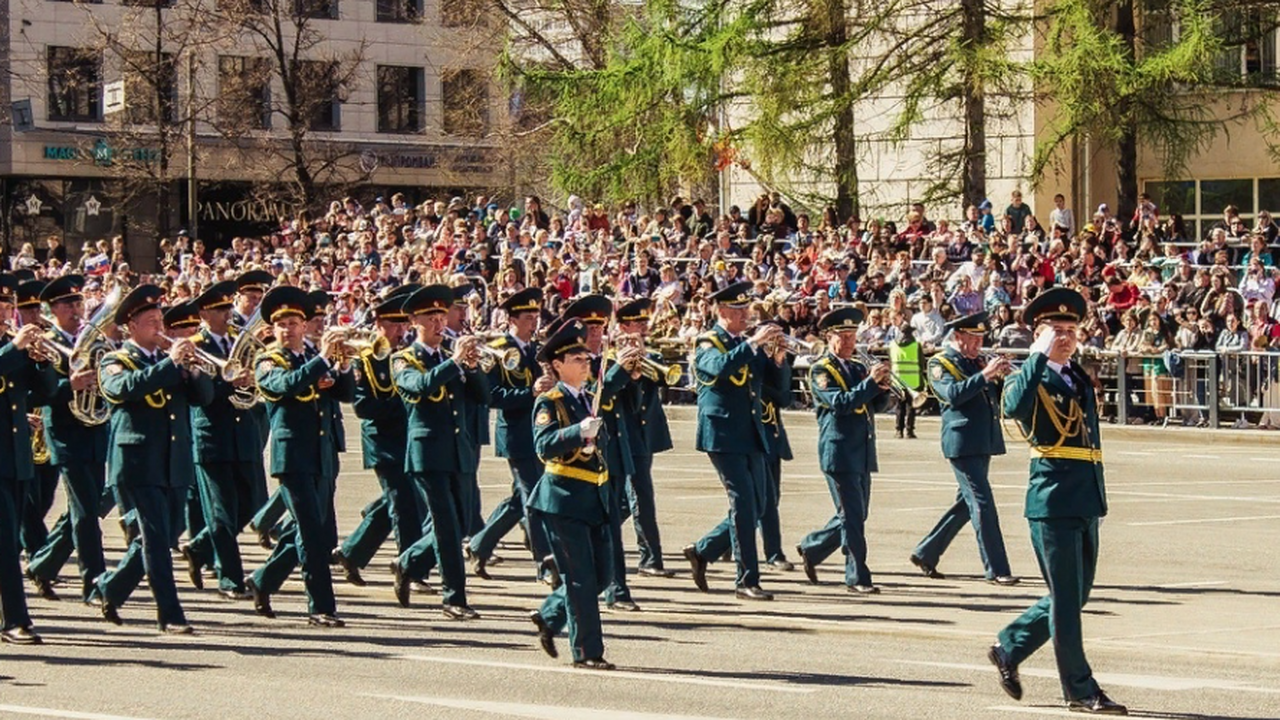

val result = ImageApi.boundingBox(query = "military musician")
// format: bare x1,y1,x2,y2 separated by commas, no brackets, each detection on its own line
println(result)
15,279,58,564
910,311,1018,585
682,281,784,601
0,274,56,644
794,307,890,595
988,288,1126,715
92,287,213,633
388,284,487,620
527,320,616,669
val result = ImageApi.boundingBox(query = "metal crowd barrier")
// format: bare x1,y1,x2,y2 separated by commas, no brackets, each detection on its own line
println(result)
658,345,1280,429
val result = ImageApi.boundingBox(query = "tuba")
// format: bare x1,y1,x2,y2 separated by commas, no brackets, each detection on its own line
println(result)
221,311,266,409
69,288,123,427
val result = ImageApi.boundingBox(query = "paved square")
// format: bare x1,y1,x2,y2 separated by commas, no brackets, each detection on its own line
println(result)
3,408,1277,720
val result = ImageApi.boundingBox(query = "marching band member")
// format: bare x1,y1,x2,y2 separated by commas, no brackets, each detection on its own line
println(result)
25,275,111,604
165,302,209,580
614,299,676,578
988,288,1126,715
794,307,890,595
465,288,555,582
246,286,349,627
446,282,488,537
332,285,417,586
910,311,1017,585
759,326,795,572
181,281,267,599
527,320,615,669
682,281,783,600
15,279,58,562
231,270,271,329
388,284,487,620
92,287,213,633
0,274,56,644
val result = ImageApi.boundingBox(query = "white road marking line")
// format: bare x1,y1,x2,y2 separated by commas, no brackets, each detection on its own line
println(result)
1108,490,1280,504
900,660,1280,693
395,655,815,694
370,694,743,720
1116,450,1154,456
1092,621,1280,642
1182,453,1220,459
0,707,163,720
986,706,1156,718
1127,513,1280,526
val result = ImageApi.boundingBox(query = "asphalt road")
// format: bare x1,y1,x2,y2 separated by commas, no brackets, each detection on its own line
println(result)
2,407,1277,720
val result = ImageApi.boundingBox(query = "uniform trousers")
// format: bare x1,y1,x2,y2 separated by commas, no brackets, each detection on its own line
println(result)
692,452,766,588
798,471,873,587
398,471,469,607
626,454,666,570
96,485,188,626
187,461,260,592
27,461,107,600
341,464,422,567
912,456,1011,578
538,514,612,662
467,457,548,570
0,482,33,630
250,473,337,615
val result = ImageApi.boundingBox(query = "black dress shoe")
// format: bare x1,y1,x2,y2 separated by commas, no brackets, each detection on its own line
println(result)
159,623,194,635
412,581,437,595
334,551,366,587
909,554,945,579
573,657,616,671
987,644,1022,700
487,554,505,566
906,429,917,439
100,599,124,626
246,578,275,619
249,524,273,550
529,611,557,658
464,546,492,580
218,588,250,601
989,575,1020,586
1067,691,1127,715
796,544,818,584
606,599,641,612
390,561,410,608
735,585,773,601
636,566,676,578
539,555,562,590
683,545,708,592
442,605,480,621
769,558,795,572
307,613,346,628
0,626,43,645
847,584,880,595
180,545,204,590
28,572,59,601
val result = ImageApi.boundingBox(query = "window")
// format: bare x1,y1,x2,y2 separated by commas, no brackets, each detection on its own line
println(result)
441,0,487,28
123,51,177,125
376,65,422,134
218,55,271,130
120,0,174,7
293,60,341,131
377,0,420,23
1142,5,1280,85
1144,177,1280,240
441,69,488,137
294,0,337,19
47,46,102,122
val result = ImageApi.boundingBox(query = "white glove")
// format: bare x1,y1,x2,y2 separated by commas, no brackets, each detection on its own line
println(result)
579,417,603,440
1029,329,1054,357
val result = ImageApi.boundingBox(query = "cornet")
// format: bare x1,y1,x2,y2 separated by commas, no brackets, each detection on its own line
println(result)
766,333,826,357
158,334,228,376
338,328,392,361
476,343,521,372
856,348,930,409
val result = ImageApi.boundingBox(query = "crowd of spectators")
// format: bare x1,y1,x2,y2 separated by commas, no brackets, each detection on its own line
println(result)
14,186,1280,427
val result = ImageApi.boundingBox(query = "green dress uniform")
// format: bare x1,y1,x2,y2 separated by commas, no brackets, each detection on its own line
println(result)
390,283,490,616
183,282,269,595
0,300,58,638
467,287,548,574
26,275,112,602
686,283,773,594
619,350,674,572
17,279,60,560
796,307,888,590
529,321,616,666
247,288,346,623
759,357,792,565
996,338,1109,701
912,315,1013,580
94,289,214,629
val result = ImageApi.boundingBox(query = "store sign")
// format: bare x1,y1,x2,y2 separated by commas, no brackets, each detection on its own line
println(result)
42,139,160,165
197,197,292,223
358,146,496,174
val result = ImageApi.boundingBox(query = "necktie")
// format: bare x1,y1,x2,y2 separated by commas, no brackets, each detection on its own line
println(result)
222,337,232,356
1058,364,1075,391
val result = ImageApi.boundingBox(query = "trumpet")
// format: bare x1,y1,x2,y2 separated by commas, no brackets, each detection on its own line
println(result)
158,334,229,377
856,348,930,409
766,333,826,357
636,356,683,385
476,343,521,372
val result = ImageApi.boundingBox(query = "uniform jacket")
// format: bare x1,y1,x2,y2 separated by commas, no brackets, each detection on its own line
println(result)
692,325,768,455
1002,352,1107,520
487,333,541,460
528,382,612,526
353,347,407,470
761,358,793,461
0,339,56,483
190,327,262,464
38,326,109,467
592,353,635,479
255,347,341,480
620,353,673,458
99,341,214,489
393,342,489,475
445,331,490,447
928,346,1007,460
808,353,886,475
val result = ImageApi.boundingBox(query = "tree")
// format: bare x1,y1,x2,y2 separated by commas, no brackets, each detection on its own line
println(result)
1028,0,1277,222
